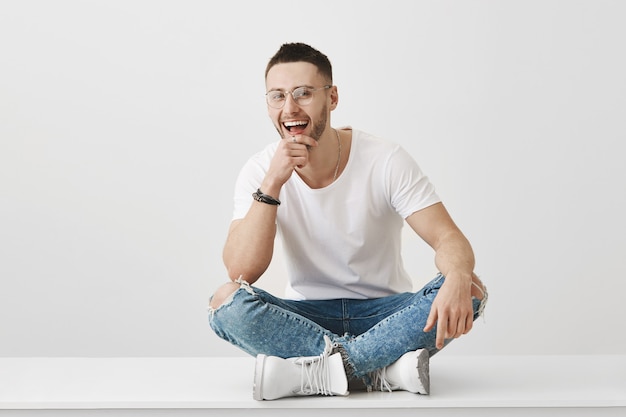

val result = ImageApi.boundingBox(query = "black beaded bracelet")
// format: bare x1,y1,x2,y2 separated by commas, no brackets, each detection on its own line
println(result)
252,189,281,205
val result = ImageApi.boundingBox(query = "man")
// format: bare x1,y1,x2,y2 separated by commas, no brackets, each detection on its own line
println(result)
208,42,487,401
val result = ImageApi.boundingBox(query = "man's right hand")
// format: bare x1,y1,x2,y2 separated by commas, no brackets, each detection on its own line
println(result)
264,135,318,190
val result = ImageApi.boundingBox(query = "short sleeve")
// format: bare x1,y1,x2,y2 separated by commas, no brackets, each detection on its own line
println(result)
231,143,278,220
386,146,441,219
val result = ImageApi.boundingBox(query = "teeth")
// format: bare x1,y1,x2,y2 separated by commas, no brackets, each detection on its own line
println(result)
284,121,308,127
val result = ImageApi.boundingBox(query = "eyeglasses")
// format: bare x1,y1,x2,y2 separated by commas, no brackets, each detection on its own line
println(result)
265,85,331,109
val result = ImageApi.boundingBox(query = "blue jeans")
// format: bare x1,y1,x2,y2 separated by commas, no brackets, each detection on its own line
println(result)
209,274,487,379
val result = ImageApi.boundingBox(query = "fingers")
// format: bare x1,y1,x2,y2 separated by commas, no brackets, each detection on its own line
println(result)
439,319,466,349
425,305,473,350
424,306,447,350
423,307,437,333
436,322,446,350
287,134,318,148
464,314,474,335
276,135,318,170
284,144,309,167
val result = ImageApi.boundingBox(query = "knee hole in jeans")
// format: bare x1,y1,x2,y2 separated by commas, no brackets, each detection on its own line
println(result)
209,282,241,310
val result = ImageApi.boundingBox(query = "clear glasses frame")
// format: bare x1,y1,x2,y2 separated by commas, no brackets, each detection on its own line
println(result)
265,85,331,108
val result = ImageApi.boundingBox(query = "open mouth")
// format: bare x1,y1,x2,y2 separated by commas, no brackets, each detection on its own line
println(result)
283,120,309,135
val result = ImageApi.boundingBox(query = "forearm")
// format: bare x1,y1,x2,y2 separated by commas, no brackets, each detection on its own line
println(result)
223,202,278,283
222,179,284,284
222,134,311,283
433,229,475,285
427,229,478,348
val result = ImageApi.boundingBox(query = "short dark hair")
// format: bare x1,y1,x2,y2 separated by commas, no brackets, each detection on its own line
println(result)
265,42,333,83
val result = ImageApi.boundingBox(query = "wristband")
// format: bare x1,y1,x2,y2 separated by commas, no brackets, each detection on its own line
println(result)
252,189,281,205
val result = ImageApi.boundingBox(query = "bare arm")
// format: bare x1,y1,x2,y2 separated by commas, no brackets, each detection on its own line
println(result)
406,202,476,349
222,135,318,284
222,205,277,284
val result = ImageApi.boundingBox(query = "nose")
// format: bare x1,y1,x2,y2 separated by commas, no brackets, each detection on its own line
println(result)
282,93,300,113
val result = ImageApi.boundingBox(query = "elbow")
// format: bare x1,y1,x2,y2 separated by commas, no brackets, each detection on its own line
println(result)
224,262,264,284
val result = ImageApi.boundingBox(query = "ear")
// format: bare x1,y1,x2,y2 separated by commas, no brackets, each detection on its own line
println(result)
329,85,339,110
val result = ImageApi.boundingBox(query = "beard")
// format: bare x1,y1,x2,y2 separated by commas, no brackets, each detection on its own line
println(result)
275,103,329,141
309,104,328,141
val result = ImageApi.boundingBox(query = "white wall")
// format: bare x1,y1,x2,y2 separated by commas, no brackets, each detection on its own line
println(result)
1,0,624,357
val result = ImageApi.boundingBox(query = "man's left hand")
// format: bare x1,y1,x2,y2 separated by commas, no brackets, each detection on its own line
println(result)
423,274,474,350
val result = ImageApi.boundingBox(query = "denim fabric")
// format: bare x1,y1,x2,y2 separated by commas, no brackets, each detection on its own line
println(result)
209,273,487,378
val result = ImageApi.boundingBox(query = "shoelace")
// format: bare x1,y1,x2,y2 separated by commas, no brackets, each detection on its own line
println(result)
294,336,334,395
296,354,331,395
369,367,393,392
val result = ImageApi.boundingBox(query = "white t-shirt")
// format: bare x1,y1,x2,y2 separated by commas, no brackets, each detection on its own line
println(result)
232,128,440,300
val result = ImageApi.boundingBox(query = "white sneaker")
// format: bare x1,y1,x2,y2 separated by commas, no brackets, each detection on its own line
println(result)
372,348,430,395
253,335,349,400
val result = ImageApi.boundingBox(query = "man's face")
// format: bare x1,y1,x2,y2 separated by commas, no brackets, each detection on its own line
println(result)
265,62,335,141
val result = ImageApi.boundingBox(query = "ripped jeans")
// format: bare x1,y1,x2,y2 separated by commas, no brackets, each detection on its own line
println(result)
208,274,487,379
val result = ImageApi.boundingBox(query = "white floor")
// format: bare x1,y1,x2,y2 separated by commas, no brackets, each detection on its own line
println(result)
1,355,625,416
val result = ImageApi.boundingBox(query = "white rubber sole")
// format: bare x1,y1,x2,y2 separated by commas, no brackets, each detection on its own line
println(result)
253,354,267,401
